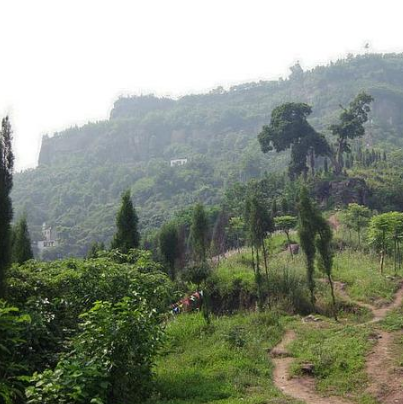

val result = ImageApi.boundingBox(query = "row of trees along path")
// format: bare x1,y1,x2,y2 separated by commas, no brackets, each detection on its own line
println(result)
271,281,403,404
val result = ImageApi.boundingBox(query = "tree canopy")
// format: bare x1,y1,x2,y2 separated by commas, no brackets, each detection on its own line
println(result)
258,103,330,178
111,190,140,253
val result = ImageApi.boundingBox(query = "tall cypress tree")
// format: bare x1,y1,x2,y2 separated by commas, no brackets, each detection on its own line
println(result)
190,203,209,263
298,187,336,314
111,190,140,253
159,221,179,280
12,215,34,264
0,117,14,297
297,187,317,306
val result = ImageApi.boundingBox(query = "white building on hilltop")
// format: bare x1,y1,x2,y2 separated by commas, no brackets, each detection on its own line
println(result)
37,223,59,254
170,158,188,167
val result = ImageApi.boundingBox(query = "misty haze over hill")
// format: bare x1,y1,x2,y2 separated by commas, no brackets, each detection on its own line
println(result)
12,53,403,257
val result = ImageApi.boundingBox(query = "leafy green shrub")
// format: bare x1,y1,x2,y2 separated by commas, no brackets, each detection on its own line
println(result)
26,297,164,404
181,263,211,287
6,253,173,371
0,300,31,404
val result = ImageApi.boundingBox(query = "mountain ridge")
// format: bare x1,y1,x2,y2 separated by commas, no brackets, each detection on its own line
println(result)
13,53,403,257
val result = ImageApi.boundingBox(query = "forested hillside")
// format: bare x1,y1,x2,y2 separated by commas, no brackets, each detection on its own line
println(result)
12,53,403,257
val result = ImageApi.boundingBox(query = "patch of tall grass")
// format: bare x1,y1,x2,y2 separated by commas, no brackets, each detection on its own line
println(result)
148,312,297,404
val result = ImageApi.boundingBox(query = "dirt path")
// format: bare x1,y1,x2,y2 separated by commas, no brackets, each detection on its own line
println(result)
272,330,352,404
364,285,403,404
366,330,403,404
270,282,403,404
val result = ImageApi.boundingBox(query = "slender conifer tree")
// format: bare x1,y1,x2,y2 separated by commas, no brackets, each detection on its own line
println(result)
0,117,14,297
111,190,140,253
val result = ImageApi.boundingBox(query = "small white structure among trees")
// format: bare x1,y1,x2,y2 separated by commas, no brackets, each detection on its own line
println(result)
170,158,188,167
37,223,59,254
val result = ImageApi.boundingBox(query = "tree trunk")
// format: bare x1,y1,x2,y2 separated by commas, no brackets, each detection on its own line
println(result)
380,233,385,274
333,138,346,176
262,240,269,281
380,250,385,274
327,274,338,321
307,261,316,307
357,228,361,248
255,247,263,311
394,238,398,275
286,231,294,260
310,148,315,176
251,246,256,273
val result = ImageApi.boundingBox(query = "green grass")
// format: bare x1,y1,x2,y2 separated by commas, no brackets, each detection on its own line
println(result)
211,253,256,297
151,242,402,403
147,312,300,404
289,323,377,403
332,249,401,305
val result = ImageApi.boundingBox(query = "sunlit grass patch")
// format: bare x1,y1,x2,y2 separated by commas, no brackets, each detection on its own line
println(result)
289,322,373,400
332,249,401,304
148,312,298,404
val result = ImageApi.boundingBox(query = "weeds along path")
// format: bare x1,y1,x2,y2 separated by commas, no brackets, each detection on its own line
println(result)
271,282,403,404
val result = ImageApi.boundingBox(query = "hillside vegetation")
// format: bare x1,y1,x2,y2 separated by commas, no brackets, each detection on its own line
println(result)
12,53,403,256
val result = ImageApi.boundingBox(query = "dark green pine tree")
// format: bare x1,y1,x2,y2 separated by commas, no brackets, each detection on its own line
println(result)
12,215,34,264
0,117,14,297
190,203,209,263
111,190,140,253
159,221,179,280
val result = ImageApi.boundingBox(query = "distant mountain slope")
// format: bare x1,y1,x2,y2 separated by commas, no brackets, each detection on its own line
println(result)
12,53,403,257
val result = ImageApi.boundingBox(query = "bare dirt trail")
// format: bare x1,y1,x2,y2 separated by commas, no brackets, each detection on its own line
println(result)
270,282,403,404
272,330,352,404
364,284,403,404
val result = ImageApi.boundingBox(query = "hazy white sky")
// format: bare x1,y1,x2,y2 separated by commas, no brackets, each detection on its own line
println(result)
1,0,403,170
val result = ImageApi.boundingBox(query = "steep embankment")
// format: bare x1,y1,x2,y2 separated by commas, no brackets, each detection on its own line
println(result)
271,283,403,404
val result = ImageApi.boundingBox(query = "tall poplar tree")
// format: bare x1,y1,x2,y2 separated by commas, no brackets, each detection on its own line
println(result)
12,215,34,264
111,190,140,253
0,117,14,297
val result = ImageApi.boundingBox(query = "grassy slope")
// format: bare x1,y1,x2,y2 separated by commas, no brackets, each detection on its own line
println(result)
149,235,402,404
289,323,377,404
148,312,299,404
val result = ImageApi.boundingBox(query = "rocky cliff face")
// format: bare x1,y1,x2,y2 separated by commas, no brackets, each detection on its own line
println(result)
37,54,403,169
315,178,369,208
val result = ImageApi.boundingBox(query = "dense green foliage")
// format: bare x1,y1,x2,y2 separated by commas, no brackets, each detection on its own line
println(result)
2,251,173,403
12,53,403,257
0,301,31,404
26,298,164,404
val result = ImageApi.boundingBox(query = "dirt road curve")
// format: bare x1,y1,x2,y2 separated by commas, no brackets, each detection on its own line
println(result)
271,283,403,404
